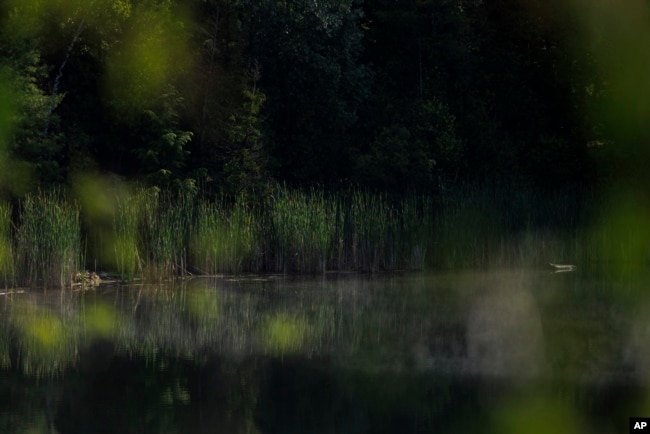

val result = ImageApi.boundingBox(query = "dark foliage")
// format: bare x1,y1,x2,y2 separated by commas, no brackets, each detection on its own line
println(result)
0,0,619,196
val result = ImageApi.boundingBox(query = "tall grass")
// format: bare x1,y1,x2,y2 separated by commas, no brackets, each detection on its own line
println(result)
432,186,581,269
575,189,650,272
112,190,142,279
190,186,418,274
400,195,434,270
191,198,258,274
192,201,223,274
4,182,649,287
141,190,194,278
343,191,396,271
16,191,82,287
0,202,15,287
103,187,197,279
270,188,335,273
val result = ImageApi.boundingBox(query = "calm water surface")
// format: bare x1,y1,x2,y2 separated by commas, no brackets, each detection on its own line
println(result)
1,269,649,433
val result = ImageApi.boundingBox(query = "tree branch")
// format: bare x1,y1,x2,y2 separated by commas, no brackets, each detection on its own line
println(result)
44,18,86,137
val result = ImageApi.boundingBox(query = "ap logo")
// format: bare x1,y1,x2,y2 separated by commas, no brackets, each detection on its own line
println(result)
631,418,650,433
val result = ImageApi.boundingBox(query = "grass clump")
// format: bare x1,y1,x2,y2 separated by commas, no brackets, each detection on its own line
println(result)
189,186,438,274
16,190,82,287
141,189,194,278
112,189,144,280
431,186,582,269
347,191,395,271
191,198,258,274
399,195,434,270
0,202,15,287
270,188,335,273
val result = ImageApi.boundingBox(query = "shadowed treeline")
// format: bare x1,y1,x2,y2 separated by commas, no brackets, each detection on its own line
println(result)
0,0,648,196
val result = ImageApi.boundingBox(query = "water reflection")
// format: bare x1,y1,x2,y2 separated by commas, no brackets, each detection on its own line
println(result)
466,272,546,379
0,270,648,432
626,305,650,384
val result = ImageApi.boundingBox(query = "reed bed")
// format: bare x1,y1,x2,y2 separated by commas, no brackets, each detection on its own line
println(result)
430,186,585,269
141,190,194,278
0,202,15,287
191,198,258,274
348,191,393,271
3,182,649,287
112,190,143,279
16,191,81,287
399,195,435,270
574,191,650,272
270,188,335,273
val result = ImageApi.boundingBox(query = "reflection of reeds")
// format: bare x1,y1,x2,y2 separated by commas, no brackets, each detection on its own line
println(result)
0,270,636,378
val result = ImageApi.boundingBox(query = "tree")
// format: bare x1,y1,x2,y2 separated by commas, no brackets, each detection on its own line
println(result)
223,65,269,198
242,0,372,184
182,0,271,196
358,0,593,188
355,98,463,192
0,29,64,189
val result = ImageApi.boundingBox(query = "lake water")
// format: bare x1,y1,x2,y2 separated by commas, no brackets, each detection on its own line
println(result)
1,269,649,433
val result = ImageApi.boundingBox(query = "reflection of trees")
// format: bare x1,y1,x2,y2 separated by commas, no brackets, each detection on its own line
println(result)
0,271,646,432
0,272,640,380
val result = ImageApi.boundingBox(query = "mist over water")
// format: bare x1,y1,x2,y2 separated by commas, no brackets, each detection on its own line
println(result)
1,270,648,433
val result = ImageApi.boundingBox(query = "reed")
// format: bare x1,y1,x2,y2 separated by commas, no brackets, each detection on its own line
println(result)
191,197,259,274
347,191,393,271
269,188,335,273
270,187,297,273
112,190,143,279
433,188,492,268
0,202,15,287
141,189,194,278
16,190,82,287
228,198,258,272
429,185,584,269
308,189,336,273
8,181,646,286
191,201,223,274
574,191,650,272
399,195,434,270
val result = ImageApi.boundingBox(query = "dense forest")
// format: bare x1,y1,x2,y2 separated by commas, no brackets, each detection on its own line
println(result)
1,0,646,197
